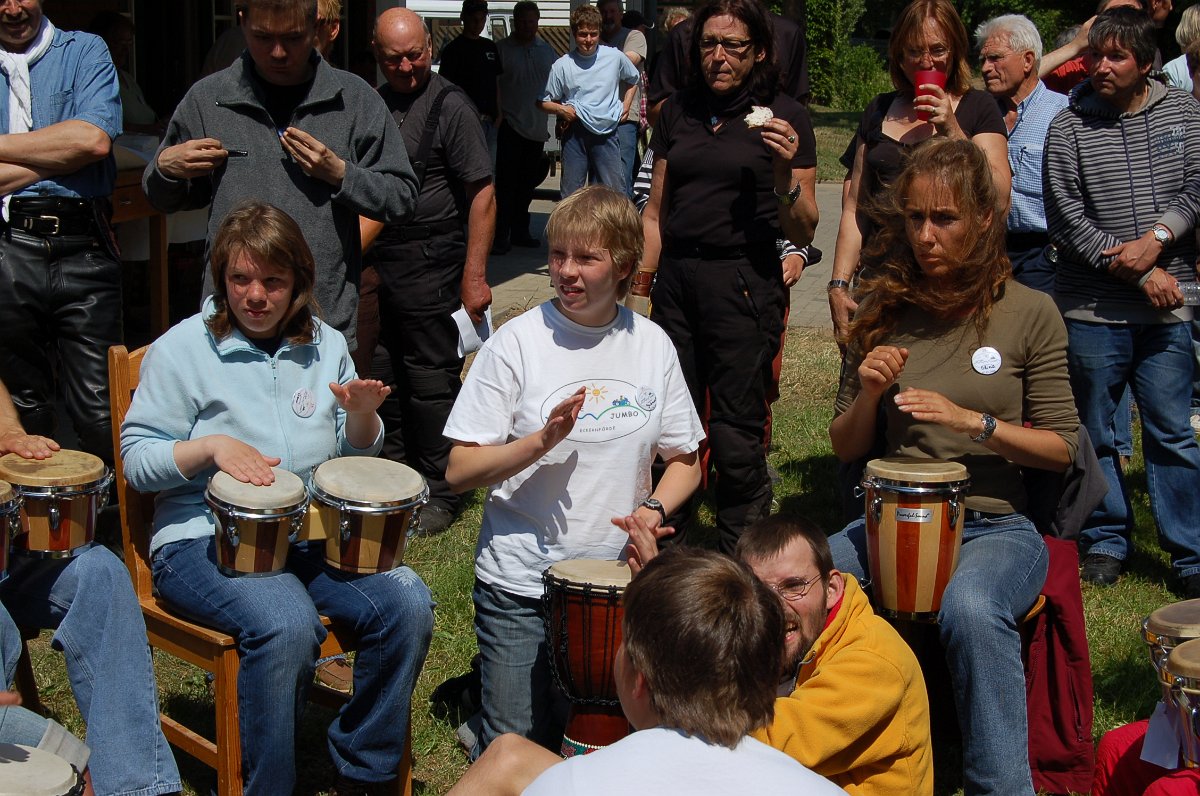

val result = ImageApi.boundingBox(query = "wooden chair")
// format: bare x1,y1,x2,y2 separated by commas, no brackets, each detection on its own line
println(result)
108,345,413,796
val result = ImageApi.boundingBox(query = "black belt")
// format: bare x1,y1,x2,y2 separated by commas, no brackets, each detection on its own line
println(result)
7,196,98,237
1005,230,1050,252
664,239,775,261
392,219,461,242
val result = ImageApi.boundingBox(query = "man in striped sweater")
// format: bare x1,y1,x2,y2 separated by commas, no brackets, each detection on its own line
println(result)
1044,6,1200,597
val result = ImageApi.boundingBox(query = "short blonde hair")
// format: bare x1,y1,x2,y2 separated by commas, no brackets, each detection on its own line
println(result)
1178,4,1200,48
545,186,643,299
570,4,601,32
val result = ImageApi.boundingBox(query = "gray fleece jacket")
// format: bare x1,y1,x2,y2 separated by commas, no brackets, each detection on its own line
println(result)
1043,77,1200,323
144,51,419,347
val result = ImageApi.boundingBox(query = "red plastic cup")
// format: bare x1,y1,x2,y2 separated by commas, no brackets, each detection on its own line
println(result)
914,69,947,121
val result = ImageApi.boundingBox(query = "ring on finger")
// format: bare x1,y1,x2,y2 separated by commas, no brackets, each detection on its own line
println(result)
787,135,796,143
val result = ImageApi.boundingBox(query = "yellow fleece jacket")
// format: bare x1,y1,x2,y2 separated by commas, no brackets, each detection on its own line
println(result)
752,575,932,795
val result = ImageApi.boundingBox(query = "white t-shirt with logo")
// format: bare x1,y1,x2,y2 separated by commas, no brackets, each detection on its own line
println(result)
444,301,704,598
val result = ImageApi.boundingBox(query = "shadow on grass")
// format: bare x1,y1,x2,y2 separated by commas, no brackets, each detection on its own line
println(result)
1091,647,1160,729
774,453,843,534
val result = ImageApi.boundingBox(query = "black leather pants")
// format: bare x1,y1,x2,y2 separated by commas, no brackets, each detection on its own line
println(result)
0,229,123,464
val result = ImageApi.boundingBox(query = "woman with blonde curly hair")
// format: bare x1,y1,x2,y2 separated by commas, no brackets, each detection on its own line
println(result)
827,138,1078,794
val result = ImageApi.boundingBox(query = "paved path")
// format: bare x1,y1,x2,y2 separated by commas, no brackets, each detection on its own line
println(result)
488,180,844,331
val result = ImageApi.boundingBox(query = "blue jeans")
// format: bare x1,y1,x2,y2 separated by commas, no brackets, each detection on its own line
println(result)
471,578,566,760
1066,320,1200,576
0,546,182,795
615,121,638,197
830,512,1047,796
1114,384,1134,458
560,126,624,198
152,538,434,790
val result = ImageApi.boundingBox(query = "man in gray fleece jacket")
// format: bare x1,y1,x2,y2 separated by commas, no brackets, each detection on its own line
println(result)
144,0,418,350
1044,6,1200,597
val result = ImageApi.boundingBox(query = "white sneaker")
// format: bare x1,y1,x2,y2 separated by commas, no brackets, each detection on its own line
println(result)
1191,411,1200,435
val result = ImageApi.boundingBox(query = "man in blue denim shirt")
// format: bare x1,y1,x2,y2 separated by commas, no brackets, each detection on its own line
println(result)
0,4,183,795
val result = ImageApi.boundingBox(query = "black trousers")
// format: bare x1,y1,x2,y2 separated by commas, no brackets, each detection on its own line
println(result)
495,122,549,243
0,229,122,463
651,247,786,553
369,232,466,511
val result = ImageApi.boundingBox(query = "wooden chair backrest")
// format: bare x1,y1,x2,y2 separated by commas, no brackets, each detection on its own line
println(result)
108,344,156,601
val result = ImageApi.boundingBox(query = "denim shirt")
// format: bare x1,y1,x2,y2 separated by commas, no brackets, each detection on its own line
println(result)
0,28,121,199
1005,81,1067,234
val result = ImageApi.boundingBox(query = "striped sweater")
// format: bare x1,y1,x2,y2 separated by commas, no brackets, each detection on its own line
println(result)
1043,78,1200,323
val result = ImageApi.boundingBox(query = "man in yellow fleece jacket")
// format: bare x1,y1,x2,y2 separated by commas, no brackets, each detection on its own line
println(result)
737,515,932,796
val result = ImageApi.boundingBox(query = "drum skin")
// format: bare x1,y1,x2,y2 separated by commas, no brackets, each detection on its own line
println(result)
206,469,308,577
1166,637,1200,769
1143,598,1200,703
0,743,86,796
543,559,634,756
306,458,428,574
863,457,969,622
0,451,110,559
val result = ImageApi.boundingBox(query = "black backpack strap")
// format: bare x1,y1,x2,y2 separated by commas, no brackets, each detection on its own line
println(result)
411,85,459,190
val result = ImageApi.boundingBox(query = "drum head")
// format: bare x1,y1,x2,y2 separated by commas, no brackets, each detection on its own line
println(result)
0,743,80,796
866,457,969,484
0,450,105,487
313,457,425,503
547,559,633,589
208,468,305,510
0,479,11,504
1147,598,1200,638
1168,637,1200,681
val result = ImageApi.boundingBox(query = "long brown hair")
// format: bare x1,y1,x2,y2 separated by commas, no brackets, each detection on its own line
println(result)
206,201,320,345
888,0,972,97
848,138,1009,354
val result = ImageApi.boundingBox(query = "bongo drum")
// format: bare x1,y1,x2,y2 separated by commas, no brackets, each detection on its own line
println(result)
0,481,17,579
1166,637,1200,768
543,559,634,757
862,457,970,622
1143,599,1200,704
0,743,86,796
205,468,307,577
0,451,111,559
305,457,427,574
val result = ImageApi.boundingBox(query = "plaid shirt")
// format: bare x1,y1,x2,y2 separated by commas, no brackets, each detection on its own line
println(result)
1005,81,1068,234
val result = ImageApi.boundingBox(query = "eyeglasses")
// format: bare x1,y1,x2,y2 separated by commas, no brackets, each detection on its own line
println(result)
904,45,950,61
699,37,754,57
766,573,823,602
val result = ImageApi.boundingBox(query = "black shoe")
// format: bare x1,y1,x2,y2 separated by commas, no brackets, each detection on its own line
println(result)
1080,553,1122,586
430,653,482,725
412,504,456,537
511,235,540,247
1181,574,1200,600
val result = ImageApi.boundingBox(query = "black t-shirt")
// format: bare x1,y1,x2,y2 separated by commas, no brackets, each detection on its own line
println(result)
250,70,314,133
438,35,503,118
375,73,492,237
649,89,817,248
648,12,809,106
854,89,1006,198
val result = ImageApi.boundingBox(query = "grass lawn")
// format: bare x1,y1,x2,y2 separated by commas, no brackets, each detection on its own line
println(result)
809,105,861,184
20,327,1179,795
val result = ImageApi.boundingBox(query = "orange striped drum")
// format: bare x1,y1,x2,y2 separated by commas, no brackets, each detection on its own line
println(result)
0,451,112,559
305,458,428,574
1166,638,1200,768
863,457,969,622
0,481,16,577
206,469,308,577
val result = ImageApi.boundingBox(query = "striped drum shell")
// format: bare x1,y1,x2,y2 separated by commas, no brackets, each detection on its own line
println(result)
206,468,308,577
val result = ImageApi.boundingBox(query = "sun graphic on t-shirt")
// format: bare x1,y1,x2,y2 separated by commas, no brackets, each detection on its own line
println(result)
585,383,609,404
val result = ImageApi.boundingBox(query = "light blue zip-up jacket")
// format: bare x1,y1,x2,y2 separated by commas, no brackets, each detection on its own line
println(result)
120,298,383,555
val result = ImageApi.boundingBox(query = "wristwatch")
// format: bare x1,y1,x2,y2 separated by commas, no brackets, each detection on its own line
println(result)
640,497,667,525
971,413,997,443
1152,225,1173,247
827,279,851,292
775,183,802,207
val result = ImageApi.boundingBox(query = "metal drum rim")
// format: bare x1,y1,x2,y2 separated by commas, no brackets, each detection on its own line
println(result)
309,481,430,515
862,476,971,495
204,492,309,522
10,471,113,499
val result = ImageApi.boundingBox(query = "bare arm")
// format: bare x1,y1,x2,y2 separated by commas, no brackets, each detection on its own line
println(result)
538,100,577,124
620,81,636,122
829,345,907,462
1040,17,1093,78
0,380,59,459
829,139,868,341
0,162,53,197
973,131,1012,214
360,217,385,252
462,178,496,323
779,166,818,248
640,158,668,277
0,121,110,173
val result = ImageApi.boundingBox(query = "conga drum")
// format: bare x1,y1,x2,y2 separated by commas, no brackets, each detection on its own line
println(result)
862,457,969,621
205,468,308,576
0,450,111,559
305,458,428,574
0,743,86,795
543,559,634,757
1143,599,1200,704
1166,637,1200,768
0,481,17,579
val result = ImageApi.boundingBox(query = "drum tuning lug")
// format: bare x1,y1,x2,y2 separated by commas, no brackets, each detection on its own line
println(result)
853,485,865,500
948,497,961,530
869,494,882,526
226,524,240,548
48,499,61,532
340,515,351,543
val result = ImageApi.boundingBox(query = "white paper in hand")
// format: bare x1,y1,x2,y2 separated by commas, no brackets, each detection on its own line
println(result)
454,305,493,357
1140,700,1183,770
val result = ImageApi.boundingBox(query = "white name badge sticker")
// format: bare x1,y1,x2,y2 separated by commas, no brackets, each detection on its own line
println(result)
972,346,1002,375
292,388,316,418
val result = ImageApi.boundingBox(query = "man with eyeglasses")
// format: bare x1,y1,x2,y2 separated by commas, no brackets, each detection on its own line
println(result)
734,515,932,796
975,14,1067,296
